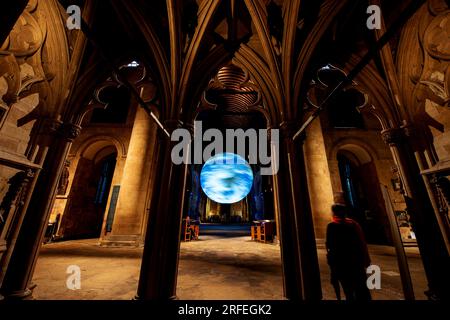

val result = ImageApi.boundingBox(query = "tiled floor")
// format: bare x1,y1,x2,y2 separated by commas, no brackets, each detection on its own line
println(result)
31,233,428,300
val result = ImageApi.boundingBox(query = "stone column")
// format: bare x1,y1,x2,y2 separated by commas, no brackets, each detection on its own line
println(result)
0,168,36,286
0,121,80,299
304,118,335,239
136,120,188,299
272,123,322,300
101,106,157,246
382,127,450,300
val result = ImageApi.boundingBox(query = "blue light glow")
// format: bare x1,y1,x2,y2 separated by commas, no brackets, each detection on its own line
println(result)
200,153,254,204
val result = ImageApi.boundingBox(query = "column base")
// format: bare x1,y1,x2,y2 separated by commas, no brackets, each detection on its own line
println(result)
99,234,143,247
1,287,33,300
315,238,326,249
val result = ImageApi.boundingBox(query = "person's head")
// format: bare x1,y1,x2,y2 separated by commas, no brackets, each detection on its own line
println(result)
331,204,347,219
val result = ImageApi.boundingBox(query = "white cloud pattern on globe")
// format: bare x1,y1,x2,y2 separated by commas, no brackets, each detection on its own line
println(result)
200,153,254,204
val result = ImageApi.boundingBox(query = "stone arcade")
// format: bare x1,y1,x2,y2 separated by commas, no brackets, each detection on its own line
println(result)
0,0,449,301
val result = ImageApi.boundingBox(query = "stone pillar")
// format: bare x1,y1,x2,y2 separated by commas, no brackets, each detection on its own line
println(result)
304,118,335,239
101,106,157,246
382,127,450,300
0,168,36,286
0,121,80,299
136,121,188,299
272,123,322,300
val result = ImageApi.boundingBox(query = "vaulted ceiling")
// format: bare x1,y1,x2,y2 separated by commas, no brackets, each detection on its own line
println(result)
71,0,413,129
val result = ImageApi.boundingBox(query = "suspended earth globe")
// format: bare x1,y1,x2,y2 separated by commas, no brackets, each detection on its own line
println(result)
200,153,254,204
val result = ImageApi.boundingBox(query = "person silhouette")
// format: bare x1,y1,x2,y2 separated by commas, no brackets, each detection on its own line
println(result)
326,203,372,301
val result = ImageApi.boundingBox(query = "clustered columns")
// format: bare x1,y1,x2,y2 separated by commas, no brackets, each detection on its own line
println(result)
272,122,322,300
136,120,189,300
0,119,81,299
381,126,450,300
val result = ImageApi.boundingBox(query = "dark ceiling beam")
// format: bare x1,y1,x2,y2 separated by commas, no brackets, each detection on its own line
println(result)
0,0,28,45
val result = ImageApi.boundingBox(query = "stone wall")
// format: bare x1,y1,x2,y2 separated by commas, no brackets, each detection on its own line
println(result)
304,111,406,242
49,116,133,239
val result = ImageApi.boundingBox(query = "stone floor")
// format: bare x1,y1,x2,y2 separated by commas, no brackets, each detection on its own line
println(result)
31,227,428,300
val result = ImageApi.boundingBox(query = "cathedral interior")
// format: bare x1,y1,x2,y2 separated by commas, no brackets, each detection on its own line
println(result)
0,0,449,301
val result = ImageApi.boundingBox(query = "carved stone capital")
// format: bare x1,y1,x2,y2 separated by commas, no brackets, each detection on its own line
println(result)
38,118,63,136
401,123,416,140
24,169,35,180
60,123,82,141
381,128,404,146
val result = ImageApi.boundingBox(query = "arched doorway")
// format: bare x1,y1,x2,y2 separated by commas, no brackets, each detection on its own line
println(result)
175,64,283,299
336,145,390,244
57,142,119,240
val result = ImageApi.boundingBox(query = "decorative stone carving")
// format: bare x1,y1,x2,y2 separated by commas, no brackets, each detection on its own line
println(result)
0,4,46,105
60,123,82,141
398,1,450,161
37,118,62,136
199,64,265,128
381,128,404,146
81,61,157,124
57,161,70,196
418,11,450,107
305,64,368,111
401,123,417,140
0,170,34,235
429,174,450,224
435,176,450,206
0,0,74,133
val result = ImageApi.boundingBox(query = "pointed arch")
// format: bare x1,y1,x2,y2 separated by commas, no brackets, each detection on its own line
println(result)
243,0,285,117
182,44,232,123
235,45,280,125
118,0,172,117
166,0,182,111
293,0,349,119
178,0,223,118
281,0,302,116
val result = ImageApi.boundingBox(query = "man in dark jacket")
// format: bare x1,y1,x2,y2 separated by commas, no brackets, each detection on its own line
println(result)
326,203,372,301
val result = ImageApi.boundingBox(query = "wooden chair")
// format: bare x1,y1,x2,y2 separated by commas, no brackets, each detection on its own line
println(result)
190,224,199,240
260,221,274,243
251,226,256,240
256,225,262,241
181,219,191,242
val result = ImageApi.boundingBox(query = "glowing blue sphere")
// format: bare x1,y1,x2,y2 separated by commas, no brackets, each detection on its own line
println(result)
200,153,254,204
